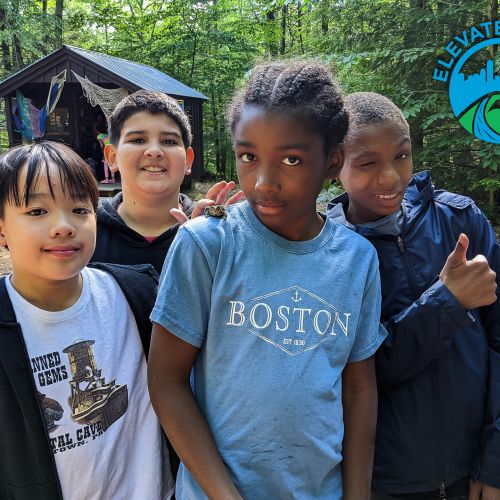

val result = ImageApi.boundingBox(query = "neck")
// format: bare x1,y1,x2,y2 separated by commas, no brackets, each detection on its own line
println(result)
118,190,181,236
11,272,83,312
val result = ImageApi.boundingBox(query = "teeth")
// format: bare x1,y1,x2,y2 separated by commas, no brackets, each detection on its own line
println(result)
144,166,165,172
376,193,398,200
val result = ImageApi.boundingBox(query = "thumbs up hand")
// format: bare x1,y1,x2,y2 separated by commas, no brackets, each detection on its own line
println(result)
439,233,497,309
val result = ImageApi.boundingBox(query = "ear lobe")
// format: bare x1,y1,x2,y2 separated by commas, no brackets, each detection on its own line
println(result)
185,147,195,175
104,143,118,172
326,145,345,182
0,220,7,249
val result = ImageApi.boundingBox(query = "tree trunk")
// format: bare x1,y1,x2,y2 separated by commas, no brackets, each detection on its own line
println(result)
55,0,63,47
0,7,11,73
280,5,287,55
297,2,304,54
12,34,23,70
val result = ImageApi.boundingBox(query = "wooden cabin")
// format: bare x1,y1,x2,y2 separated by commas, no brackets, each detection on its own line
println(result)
0,45,208,186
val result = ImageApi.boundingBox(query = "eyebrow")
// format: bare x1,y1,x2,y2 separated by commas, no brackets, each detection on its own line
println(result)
26,192,51,201
352,137,411,159
26,192,90,203
123,130,182,138
234,140,311,150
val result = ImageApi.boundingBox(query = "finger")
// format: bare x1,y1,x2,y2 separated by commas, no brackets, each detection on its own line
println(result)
446,233,469,269
215,181,236,205
469,481,482,500
170,208,189,225
470,254,489,265
205,181,227,201
190,199,215,219
225,190,245,207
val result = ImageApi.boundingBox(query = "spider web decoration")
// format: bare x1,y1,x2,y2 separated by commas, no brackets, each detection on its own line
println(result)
72,71,128,120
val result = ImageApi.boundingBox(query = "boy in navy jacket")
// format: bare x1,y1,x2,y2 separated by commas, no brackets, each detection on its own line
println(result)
327,92,500,499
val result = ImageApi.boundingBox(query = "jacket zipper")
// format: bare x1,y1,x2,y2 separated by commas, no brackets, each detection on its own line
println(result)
395,235,419,298
397,234,448,494
439,481,446,499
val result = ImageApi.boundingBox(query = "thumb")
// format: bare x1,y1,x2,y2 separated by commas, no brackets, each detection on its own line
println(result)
445,233,469,268
170,208,189,225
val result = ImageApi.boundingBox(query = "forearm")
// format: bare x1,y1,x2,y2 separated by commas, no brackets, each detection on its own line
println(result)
150,378,241,500
342,359,377,500
377,281,472,388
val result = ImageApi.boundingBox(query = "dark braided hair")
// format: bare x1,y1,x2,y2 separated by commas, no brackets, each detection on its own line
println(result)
228,60,348,152
344,92,409,145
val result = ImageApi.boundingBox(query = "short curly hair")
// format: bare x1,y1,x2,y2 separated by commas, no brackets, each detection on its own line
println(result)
108,90,192,147
344,92,409,145
227,60,348,152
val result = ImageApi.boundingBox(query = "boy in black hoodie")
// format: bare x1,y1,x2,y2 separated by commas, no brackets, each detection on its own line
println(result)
91,90,242,273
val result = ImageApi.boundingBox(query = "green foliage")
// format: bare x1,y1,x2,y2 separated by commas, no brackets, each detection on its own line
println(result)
1,0,500,223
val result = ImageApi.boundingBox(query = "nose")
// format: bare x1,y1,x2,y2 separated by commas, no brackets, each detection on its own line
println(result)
255,165,279,194
145,141,164,158
377,162,401,189
49,212,75,238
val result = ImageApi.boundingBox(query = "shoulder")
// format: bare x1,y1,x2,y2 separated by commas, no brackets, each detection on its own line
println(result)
179,202,245,248
329,218,378,258
433,189,476,211
86,263,158,294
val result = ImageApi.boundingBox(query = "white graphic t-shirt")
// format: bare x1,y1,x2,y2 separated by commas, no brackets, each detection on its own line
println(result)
152,201,387,500
6,267,173,500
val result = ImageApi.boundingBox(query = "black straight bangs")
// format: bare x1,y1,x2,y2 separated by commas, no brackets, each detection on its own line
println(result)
0,142,99,218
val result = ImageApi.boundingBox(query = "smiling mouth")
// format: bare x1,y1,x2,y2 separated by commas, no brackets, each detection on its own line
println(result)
142,166,167,173
375,193,400,200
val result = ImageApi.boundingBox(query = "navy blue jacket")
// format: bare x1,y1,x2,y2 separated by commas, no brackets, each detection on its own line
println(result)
327,171,500,494
0,263,158,500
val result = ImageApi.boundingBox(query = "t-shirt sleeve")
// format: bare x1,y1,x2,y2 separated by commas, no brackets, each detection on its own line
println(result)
348,250,387,363
150,225,214,348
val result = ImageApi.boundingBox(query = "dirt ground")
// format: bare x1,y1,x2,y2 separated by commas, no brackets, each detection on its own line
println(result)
0,246,11,276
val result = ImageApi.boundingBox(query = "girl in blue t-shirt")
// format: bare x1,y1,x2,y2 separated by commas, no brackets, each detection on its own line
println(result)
148,59,386,500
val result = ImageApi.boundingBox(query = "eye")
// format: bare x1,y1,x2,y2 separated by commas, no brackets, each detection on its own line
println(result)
129,137,145,143
73,207,93,215
162,138,178,145
360,161,375,167
395,152,411,160
240,153,256,163
26,208,47,216
282,156,301,166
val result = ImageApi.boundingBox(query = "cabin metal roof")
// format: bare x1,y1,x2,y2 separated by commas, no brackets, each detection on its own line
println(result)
0,45,208,100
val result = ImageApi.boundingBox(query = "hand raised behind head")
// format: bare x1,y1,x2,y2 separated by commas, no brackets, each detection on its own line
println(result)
439,233,497,310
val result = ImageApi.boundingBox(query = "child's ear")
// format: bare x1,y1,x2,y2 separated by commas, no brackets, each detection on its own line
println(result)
104,143,119,173
326,144,345,182
184,147,195,176
0,219,7,249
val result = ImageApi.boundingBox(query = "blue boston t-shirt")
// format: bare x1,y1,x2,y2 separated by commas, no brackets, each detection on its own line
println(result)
151,201,387,500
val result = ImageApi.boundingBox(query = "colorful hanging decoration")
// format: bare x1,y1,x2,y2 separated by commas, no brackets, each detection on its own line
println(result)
12,70,67,141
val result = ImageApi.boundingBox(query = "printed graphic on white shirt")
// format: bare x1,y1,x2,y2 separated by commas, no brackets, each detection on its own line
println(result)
33,339,128,454
226,286,351,355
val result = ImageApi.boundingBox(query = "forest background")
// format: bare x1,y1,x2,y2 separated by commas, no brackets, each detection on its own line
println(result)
0,0,500,223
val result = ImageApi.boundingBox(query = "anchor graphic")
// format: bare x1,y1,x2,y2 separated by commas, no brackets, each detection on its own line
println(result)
292,290,302,302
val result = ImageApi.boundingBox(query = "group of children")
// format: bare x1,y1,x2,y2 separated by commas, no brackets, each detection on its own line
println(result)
0,58,499,500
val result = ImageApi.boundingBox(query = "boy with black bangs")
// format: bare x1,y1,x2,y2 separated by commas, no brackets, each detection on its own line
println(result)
0,142,174,499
